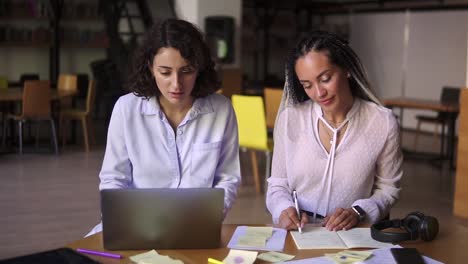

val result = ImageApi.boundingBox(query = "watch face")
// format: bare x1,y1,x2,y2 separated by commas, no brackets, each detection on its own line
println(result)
353,206,365,218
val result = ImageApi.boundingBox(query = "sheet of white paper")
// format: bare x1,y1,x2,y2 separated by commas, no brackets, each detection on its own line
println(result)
228,226,287,251
290,226,347,249
280,246,444,264
359,245,444,264
223,249,258,264
291,226,392,249
337,228,394,248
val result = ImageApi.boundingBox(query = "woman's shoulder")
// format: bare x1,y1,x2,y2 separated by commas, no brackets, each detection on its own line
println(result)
275,100,313,129
359,99,398,129
115,92,142,106
280,100,313,118
112,92,151,115
201,93,233,111
360,99,394,117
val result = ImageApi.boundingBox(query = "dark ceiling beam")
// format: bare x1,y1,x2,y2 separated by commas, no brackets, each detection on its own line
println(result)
243,0,468,14
311,3,468,14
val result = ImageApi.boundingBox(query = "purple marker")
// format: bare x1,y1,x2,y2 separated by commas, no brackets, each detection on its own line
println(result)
77,248,123,259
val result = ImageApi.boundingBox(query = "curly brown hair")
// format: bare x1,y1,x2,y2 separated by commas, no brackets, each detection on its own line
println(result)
127,19,220,99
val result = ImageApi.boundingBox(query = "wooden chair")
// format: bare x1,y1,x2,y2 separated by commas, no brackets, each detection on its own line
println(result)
57,74,78,93
2,80,58,154
414,87,460,154
232,94,273,194
57,74,78,108
60,80,96,152
19,73,39,86
220,68,242,98
263,87,283,132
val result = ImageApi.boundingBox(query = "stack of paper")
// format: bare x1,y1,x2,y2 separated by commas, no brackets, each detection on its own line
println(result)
324,250,372,263
280,245,443,264
227,226,287,251
237,227,273,247
129,250,183,264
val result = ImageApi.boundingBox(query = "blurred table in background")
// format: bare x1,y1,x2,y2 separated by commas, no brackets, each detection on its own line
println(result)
384,97,459,168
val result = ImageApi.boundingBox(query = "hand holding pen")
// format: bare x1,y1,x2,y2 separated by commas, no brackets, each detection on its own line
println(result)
277,191,308,231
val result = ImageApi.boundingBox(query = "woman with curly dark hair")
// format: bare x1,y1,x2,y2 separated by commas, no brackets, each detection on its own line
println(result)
87,19,241,236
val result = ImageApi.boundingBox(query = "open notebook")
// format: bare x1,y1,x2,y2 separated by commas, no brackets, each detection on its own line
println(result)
291,225,393,249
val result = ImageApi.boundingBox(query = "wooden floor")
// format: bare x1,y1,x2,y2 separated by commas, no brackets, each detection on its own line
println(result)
0,129,458,259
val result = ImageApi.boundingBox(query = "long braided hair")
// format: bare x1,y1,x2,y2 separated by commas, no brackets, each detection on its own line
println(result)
284,30,381,106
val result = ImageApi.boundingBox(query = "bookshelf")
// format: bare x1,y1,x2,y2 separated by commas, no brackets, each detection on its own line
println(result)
0,0,108,49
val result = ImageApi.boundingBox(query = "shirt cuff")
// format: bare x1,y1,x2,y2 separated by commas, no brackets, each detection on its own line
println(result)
352,200,381,224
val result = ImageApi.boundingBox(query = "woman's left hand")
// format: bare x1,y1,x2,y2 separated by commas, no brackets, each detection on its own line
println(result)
322,208,359,231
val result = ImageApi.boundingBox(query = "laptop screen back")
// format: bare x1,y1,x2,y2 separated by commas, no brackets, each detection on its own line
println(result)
101,188,224,250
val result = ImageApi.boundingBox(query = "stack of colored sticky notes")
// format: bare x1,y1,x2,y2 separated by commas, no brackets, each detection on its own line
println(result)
223,249,258,264
324,250,372,264
257,251,295,262
129,250,183,264
236,227,273,247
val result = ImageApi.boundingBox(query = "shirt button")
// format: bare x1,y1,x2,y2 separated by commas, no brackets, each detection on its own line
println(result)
177,130,183,135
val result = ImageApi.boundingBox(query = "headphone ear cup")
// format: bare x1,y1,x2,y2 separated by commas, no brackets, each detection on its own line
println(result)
403,212,423,237
419,216,439,241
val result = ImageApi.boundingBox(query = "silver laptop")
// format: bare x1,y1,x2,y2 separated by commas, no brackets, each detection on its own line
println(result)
101,188,224,250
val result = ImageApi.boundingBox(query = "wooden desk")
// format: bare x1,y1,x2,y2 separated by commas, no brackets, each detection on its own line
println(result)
383,97,459,113
383,97,460,168
67,222,468,264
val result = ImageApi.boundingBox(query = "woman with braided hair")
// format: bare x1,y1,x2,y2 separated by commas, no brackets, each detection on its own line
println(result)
266,31,403,232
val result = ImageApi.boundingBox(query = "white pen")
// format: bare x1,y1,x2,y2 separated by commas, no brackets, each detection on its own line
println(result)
292,190,302,233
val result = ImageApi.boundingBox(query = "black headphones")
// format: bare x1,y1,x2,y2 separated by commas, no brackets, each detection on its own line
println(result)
371,212,439,243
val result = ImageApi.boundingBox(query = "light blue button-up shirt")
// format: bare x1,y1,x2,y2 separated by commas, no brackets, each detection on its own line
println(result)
100,92,241,211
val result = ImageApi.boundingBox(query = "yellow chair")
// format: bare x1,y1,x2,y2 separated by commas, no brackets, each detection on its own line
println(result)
263,87,283,131
60,80,96,152
232,94,273,194
0,76,8,90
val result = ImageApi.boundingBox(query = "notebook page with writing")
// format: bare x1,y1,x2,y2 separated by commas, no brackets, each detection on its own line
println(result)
291,225,393,249
336,228,393,249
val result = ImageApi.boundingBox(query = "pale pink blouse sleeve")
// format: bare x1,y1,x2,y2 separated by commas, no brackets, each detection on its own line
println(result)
352,112,403,223
266,108,295,224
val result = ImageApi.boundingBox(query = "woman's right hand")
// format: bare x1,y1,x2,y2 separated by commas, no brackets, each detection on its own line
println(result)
277,206,308,230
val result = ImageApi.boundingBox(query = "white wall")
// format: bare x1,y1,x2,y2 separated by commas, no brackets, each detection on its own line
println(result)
330,10,468,130
174,0,199,26
175,0,242,68
0,48,105,82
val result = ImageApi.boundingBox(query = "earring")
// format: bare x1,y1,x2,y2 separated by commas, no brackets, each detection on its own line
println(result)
347,73,351,78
